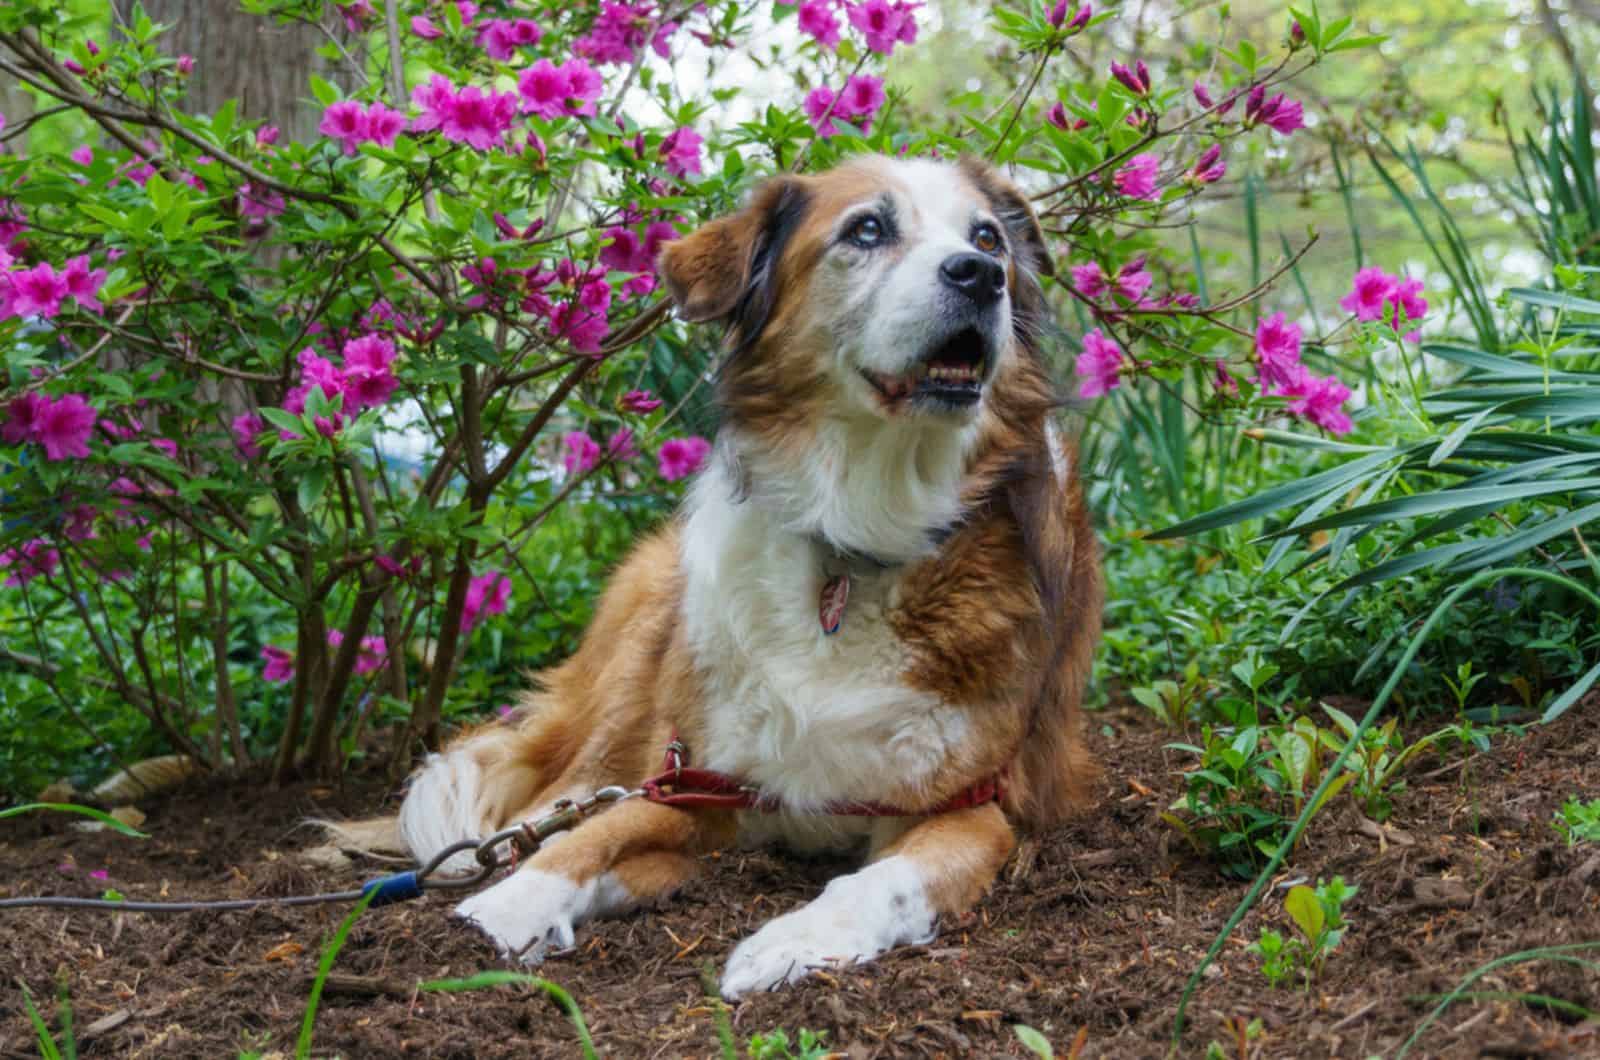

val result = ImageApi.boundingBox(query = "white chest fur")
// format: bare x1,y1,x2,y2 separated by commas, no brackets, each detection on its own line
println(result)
678,461,971,821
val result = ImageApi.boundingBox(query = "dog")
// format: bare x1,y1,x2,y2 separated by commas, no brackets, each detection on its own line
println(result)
359,153,1102,999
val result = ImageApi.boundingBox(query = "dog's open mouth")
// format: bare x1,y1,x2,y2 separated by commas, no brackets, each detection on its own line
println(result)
862,327,991,409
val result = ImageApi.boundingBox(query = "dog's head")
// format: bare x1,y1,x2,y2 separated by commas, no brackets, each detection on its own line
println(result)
658,155,1053,432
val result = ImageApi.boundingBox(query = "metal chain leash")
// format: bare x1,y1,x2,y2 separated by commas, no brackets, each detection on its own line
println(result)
0,785,642,915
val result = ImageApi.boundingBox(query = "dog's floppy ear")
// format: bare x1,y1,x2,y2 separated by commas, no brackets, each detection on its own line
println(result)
657,176,810,330
957,156,1054,280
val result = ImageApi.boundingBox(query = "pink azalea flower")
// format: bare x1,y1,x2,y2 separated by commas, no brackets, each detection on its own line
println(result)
70,145,94,166
606,428,638,461
461,570,512,633
238,182,286,222
477,18,541,60
1270,365,1353,435
2,392,48,445
319,100,368,156
518,60,570,119
63,505,97,542
1245,86,1304,135
836,74,887,121
798,0,841,47
341,333,399,409
151,438,178,458
61,255,107,313
847,0,914,54
176,54,194,75
440,85,517,150
1113,154,1160,201
1339,267,1395,322
1253,312,1303,388
660,127,704,178
1187,144,1226,185
1074,328,1126,398
327,629,388,674
89,868,109,881
1110,60,1152,96
364,102,405,149
231,412,265,458
1050,1,1091,30
548,301,609,354
1388,276,1428,333
410,75,459,133
657,435,711,481
1115,259,1153,301
0,540,62,586
261,645,294,682
34,393,97,460
1069,264,1107,298
10,263,69,318
804,86,841,137
411,14,443,37
620,389,662,414
1193,81,1214,108
563,430,601,475
575,1,656,65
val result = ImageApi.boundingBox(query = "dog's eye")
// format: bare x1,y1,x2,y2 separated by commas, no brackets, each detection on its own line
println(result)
845,215,886,248
972,223,1004,256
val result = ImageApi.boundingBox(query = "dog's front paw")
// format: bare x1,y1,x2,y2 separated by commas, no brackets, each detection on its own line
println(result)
719,859,937,999
453,869,585,964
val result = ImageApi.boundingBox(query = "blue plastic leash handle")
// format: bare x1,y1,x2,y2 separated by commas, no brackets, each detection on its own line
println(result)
360,871,423,907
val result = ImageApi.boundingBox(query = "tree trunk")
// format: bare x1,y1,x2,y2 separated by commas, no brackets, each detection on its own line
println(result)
119,0,340,143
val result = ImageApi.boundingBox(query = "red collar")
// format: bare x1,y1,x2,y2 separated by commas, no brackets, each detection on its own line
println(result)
639,734,1006,817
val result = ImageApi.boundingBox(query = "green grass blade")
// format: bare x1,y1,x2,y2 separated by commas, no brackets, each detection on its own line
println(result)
17,980,63,1060
1276,476,1600,537
420,972,598,1058
297,889,377,1060
0,803,151,838
1149,449,1401,540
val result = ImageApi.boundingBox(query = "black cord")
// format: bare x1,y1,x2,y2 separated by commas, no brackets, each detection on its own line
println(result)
0,890,368,913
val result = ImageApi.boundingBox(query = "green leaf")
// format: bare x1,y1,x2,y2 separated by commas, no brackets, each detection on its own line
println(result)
298,465,330,511
0,803,150,837
1012,1025,1055,1059
308,74,338,107
1284,884,1324,943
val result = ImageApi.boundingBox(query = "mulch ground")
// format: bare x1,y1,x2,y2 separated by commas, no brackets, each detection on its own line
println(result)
4,695,1599,1059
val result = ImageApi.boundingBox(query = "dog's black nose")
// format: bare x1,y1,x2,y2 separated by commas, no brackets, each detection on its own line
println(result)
939,252,1007,306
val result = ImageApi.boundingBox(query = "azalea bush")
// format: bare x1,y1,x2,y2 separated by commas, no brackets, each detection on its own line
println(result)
0,0,1384,790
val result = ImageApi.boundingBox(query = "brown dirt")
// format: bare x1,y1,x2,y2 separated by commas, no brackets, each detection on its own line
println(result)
4,696,1599,1059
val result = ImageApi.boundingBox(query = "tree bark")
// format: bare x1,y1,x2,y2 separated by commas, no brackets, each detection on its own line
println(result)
118,0,340,143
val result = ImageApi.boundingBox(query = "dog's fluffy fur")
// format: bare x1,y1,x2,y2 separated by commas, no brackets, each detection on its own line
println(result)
347,154,1103,997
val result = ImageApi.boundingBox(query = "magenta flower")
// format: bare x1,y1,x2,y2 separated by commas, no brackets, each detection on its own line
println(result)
477,18,541,60
1187,144,1226,185
1070,263,1107,298
1253,312,1303,388
1339,266,1395,322
1074,328,1126,398
1271,366,1354,435
0,540,61,586
518,59,603,120
238,182,286,222
1388,276,1428,333
1115,259,1153,301
1245,87,1304,135
620,389,663,414
1050,1,1090,30
837,74,887,121
1193,81,1214,108
804,87,841,137
365,102,405,149
562,430,601,475
1113,154,1160,201
657,436,711,481
10,263,69,318
2,392,48,445
848,0,919,55
176,54,194,75
319,100,369,156
61,255,107,313
341,333,400,409
660,127,704,178
440,84,517,150
261,645,295,683
231,412,265,458
70,145,94,166
1110,60,1152,96
462,570,512,633
410,75,459,133
327,629,388,674
798,0,841,47
549,301,609,354
607,428,639,461
411,14,443,37
34,394,97,460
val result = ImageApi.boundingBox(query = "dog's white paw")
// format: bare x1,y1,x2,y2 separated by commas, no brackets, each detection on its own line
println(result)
454,869,587,964
720,856,936,999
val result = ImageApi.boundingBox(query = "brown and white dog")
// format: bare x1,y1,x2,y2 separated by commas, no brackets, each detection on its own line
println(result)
377,154,1102,998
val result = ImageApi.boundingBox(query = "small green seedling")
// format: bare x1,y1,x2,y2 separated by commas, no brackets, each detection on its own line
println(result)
1552,797,1600,847
747,1027,830,1060
1247,876,1358,988
1013,1025,1055,1059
